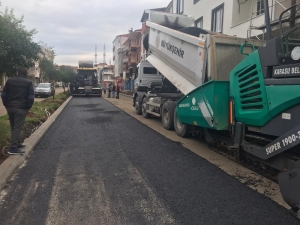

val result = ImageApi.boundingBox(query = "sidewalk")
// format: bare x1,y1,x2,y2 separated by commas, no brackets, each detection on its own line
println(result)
0,87,66,117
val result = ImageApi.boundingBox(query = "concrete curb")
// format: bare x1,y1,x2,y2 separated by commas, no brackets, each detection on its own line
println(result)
0,96,72,191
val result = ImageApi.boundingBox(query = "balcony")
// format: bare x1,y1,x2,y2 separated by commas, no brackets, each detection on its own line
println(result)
123,57,128,63
130,47,137,52
123,45,129,52
129,62,137,67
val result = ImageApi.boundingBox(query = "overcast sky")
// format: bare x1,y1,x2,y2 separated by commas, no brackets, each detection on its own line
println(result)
0,0,171,66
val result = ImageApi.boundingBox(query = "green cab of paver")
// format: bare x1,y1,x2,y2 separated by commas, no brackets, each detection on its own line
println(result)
177,80,229,130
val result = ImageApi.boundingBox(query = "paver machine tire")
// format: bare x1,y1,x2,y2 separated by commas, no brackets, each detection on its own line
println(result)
174,108,190,137
161,101,176,130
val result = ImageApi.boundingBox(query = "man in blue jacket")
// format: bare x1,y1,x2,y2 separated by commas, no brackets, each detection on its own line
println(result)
1,67,35,155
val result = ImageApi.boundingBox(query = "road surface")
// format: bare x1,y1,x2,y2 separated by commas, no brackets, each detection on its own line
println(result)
0,97,298,224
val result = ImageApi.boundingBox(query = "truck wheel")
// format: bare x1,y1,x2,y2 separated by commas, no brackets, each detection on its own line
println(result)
135,100,142,115
142,97,151,118
174,109,190,137
161,101,176,130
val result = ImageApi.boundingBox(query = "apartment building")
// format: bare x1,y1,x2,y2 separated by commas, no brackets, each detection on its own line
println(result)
101,65,114,86
94,63,107,83
121,29,142,90
172,0,299,39
112,34,130,78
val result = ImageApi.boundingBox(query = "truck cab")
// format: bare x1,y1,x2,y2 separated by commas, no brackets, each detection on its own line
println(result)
133,61,163,114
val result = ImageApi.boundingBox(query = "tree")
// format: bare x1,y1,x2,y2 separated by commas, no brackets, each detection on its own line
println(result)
39,58,57,82
0,7,41,76
58,66,76,84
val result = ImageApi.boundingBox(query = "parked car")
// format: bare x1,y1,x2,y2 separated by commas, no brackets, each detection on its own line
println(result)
35,83,55,98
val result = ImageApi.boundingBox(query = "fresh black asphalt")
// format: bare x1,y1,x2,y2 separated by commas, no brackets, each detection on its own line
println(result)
0,97,299,224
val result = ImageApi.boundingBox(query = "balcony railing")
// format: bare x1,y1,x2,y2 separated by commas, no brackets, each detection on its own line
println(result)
123,45,129,52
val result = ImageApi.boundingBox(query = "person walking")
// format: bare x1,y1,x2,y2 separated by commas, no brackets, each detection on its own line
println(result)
1,67,34,155
62,83,65,94
112,84,116,98
108,83,111,98
116,85,120,99
69,82,74,96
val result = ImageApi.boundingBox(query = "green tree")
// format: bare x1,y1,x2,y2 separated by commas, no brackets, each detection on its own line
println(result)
0,6,41,75
39,58,57,82
58,66,76,84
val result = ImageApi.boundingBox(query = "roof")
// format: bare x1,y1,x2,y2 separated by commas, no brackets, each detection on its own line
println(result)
140,7,167,22
112,34,131,43
123,29,142,45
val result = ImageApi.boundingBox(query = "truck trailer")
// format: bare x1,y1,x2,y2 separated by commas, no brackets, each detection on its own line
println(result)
74,60,102,96
133,4,300,219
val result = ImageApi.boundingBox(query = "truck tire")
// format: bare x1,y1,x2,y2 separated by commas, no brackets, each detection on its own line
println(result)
174,109,190,137
135,100,142,115
142,97,151,118
161,101,176,130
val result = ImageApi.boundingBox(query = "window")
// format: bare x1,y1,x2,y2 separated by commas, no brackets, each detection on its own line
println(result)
194,0,200,4
256,0,265,16
195,17,203,28
211,4,224,33
177,0,184,14
143,67,157,74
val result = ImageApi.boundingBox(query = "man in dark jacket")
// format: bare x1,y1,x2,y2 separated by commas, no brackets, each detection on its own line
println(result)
69,82,74,96
1,67,35,155
116,85,120,99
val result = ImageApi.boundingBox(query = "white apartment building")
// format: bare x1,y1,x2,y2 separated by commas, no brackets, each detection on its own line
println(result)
112,34,130,78
94,63,107,83
172,0,299,39
101,65,114,86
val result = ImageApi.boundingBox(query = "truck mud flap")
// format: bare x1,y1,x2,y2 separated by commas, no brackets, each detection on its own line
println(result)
278,167,300,219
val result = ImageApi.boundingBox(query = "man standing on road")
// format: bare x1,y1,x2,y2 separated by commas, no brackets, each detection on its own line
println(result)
1,67,34,155
69,82,74,96
116,85,120,99
112,84,116,98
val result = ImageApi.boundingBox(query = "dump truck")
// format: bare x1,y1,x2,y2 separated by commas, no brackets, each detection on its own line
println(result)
74,60,102,96
134,5,300,219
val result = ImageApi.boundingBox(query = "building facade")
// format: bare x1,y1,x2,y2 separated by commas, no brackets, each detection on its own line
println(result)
101,65,114,87
172,0,299,39
112,34,130,78
94,63,107,83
